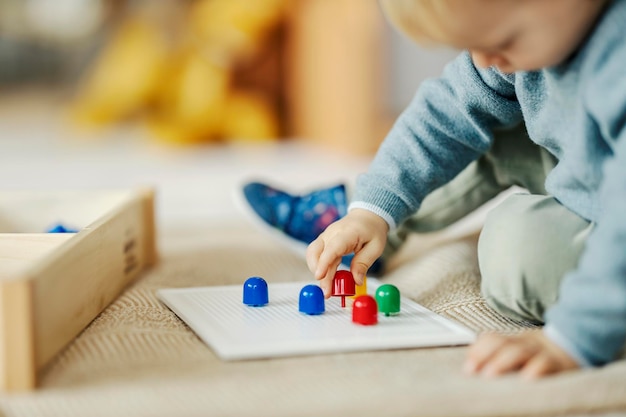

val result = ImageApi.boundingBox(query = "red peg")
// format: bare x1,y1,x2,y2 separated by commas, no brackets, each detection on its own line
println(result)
332,270,356,308
352,295,378,325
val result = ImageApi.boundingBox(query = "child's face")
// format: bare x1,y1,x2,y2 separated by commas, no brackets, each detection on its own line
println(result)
381,0,608,73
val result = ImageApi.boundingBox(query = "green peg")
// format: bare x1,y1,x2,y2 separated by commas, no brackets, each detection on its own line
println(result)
375,284,400,316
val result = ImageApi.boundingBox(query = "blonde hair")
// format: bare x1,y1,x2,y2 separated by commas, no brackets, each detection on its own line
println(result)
379,0,505,47
380,0,456,45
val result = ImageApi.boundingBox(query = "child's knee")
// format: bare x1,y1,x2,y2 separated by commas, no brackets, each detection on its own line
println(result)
477,194,564,323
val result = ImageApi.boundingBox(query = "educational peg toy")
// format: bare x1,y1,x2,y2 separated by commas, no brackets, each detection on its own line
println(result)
243,276,269,307
332,270,356,307
352,275,368,298
298,284,325,315
375,284,401,316
352,295,378,325
157,280,477,361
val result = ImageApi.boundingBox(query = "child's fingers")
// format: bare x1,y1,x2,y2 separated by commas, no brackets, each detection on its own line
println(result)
319,258,342,298
307,237,342,297
480,342,535,377
350,242,382,285
520,353,556,380
315,238,351,280
306,239,323,275
521,347,578,380
463,333,508,374
465,330,579,379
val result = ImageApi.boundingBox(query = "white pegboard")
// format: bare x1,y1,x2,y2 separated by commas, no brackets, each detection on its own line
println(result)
157,279,475,360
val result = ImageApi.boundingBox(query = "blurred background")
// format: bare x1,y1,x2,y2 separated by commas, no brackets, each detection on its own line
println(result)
0,0,455,154
0,0,456,228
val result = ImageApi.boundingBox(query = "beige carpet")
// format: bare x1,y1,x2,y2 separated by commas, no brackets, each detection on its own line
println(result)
1,224,625,417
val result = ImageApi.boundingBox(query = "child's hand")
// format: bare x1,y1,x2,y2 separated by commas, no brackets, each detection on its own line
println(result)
463,329,579,379
306,208,389,297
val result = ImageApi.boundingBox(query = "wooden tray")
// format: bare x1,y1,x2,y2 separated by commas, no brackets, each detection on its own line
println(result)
0,188,157,391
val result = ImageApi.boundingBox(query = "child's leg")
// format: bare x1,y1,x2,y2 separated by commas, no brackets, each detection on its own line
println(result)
384,123,557,258
478,194,593,323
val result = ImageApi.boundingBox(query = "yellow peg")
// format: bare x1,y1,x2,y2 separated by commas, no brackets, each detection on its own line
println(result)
352,276,368,298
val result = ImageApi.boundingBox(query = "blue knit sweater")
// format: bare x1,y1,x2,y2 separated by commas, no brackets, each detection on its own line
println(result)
351,0,626,365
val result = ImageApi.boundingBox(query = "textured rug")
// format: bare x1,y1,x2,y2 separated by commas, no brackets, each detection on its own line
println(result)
0,224,625,417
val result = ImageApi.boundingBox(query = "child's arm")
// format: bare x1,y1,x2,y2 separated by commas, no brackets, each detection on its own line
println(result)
307,52,522,287
540,29,626,368
542,134,626,367
351,51,522,234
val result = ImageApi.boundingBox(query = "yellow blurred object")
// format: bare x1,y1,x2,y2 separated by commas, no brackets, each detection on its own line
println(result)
145,116,204,145
219,93,280,142
189,0,287,63
71,15,170,125
71,0,287,144
152,52,229,142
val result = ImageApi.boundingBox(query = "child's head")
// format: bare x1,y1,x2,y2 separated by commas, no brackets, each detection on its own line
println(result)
380,0,608,73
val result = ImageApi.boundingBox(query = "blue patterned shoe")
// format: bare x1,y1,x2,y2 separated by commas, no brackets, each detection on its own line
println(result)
237,181,384,276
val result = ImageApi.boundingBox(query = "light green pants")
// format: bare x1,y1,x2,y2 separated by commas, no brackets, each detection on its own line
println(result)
385,124,594,323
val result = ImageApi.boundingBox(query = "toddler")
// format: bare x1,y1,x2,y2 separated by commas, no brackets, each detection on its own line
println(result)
241,0,626,378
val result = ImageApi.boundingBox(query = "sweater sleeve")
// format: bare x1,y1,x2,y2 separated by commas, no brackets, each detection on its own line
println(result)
543,38,626,365
544,132,626,365
352,51,523,227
